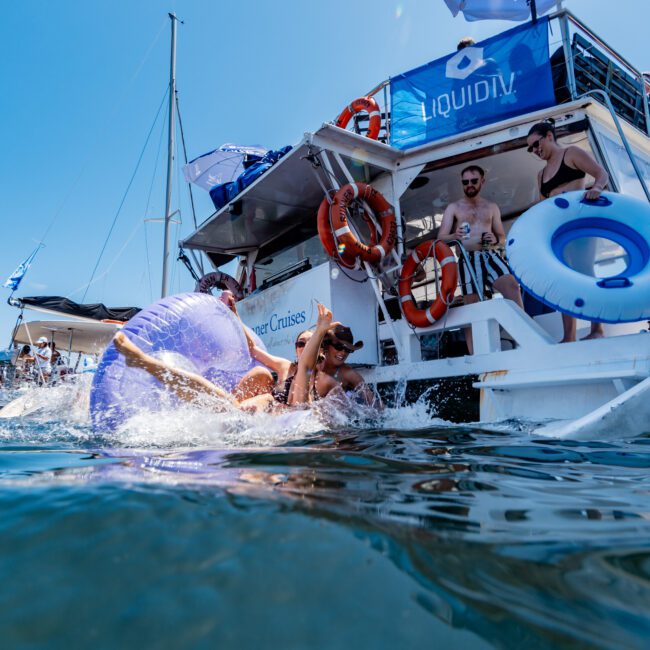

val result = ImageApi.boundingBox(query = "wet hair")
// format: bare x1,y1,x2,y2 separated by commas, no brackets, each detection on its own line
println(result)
457,37,475,50
528,118,556,140
19,344,30,355
461,165,485,178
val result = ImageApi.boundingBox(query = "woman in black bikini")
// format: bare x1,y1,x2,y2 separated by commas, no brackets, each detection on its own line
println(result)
526,120,609,342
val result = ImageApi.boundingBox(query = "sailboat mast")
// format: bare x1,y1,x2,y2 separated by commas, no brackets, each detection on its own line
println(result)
161,12,178,298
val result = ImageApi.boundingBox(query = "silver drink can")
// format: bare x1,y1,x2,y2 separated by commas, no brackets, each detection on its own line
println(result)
460,221,471,240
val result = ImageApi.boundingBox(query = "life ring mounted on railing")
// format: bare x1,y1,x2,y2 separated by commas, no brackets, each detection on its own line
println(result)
325,182,397,266
398,241,458,328
335,96,382,141
317,195,379,269
195,272,244,301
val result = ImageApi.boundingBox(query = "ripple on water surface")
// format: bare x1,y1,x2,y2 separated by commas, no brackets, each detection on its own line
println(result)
0,383,649,648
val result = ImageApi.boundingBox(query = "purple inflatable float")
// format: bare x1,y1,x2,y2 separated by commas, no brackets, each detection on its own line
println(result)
90,292,260,430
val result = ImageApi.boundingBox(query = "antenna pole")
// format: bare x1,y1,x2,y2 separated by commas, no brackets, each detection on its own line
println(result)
161,12,178,298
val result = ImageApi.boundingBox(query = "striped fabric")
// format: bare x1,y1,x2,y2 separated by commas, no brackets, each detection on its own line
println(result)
458,250,513,298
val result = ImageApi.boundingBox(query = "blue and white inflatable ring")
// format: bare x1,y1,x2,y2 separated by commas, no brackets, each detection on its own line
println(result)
506,191,650,323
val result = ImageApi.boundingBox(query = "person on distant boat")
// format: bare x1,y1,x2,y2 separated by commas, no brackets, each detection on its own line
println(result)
526,119,610,342
438,165,523,354
34,336,52,383
219,290,339,410
50,342,61,365
112,303,338,412
15,345,34,381
318,324,378,405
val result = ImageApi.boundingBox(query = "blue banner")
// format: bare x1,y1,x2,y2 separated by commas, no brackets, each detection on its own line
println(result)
390,18,555,149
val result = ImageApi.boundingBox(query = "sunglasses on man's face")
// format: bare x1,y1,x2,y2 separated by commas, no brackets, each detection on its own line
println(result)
461,178,480,186
527,136,544,153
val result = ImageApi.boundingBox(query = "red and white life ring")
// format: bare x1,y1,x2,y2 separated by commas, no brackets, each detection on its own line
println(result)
317,196,379,268
335,96,382,140
398,241,458,327
195,272,244,301
327,183,397,266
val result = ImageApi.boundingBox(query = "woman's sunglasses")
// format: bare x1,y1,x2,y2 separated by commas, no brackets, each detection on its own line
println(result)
461,178,480,186
328,341,350,352
527,136,544,153
295,340,307,348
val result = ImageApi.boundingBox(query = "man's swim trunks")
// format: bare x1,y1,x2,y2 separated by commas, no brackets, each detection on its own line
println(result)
457,249,513,298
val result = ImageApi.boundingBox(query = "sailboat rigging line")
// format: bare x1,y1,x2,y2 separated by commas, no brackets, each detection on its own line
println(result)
175,92,199,233
177,248,200,282
68,222,145,299
38,17,168,246
142,98,169,302
80,87,169,303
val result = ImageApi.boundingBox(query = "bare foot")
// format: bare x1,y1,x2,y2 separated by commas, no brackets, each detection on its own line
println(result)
580,330,604,341
113,332,147,368
559,336,576,344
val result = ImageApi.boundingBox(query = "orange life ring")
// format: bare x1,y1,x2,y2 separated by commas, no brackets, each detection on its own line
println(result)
398,241,458,327
317,196,379,268
335,96,382,140
329,183,397,265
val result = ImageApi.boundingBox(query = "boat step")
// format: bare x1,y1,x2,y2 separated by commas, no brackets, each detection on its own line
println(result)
473,368,648,390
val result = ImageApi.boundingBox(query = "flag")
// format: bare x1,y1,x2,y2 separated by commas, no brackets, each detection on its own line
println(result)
3,245,42,292
444,0,558,22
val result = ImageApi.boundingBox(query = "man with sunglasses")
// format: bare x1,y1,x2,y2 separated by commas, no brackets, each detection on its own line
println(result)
438,165,523,353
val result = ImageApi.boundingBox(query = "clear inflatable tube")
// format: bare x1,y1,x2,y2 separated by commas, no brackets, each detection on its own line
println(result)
90,292,261,431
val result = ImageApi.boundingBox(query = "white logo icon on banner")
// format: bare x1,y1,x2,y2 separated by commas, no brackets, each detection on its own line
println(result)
445,47,485,80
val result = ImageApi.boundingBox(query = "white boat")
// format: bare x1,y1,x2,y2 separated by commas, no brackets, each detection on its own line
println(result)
178,9,650,436
1,296,136,390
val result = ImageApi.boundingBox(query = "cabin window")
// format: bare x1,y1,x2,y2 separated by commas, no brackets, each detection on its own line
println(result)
254,235,329,286
591,125,650,200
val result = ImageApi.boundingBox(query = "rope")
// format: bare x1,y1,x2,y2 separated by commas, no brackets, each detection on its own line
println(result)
141,97,168,302
39,17,168,245
80,86,169,302
175,91,199,233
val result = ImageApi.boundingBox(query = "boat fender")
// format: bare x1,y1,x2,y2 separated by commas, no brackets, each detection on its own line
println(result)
195,271,244,301
506,191,650,323
398,241,458,328
335,96,382,140
329,183,397,266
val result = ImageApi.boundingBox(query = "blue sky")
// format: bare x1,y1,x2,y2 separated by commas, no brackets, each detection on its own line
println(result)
1,0,648,341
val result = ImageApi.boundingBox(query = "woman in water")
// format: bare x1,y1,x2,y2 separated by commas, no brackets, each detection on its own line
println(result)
318,324,379,406
112,303,337,411
526,119,610,342
219,291,339,409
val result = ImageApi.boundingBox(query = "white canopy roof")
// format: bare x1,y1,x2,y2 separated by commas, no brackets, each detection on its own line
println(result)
14,320,120,355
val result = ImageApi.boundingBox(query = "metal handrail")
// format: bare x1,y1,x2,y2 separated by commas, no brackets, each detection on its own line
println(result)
580,89,650,203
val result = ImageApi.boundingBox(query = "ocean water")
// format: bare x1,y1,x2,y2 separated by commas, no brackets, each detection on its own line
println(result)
1,382,650,649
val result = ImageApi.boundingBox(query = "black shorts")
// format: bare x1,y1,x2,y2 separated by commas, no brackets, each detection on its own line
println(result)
457,249,513,298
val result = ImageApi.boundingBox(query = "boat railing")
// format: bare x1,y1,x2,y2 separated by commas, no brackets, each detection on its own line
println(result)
555,11,650,136
342,79,391,144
